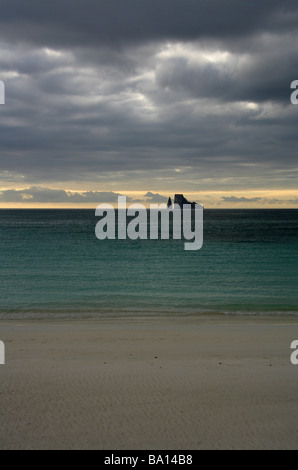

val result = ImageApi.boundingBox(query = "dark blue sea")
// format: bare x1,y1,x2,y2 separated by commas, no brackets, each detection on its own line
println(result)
0,209,297,319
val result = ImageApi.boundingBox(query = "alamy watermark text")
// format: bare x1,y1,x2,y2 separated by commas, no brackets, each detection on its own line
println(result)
0,341,5,365
290,340,298,365
290,80,298,104
95,196,203,251
0,80,5,104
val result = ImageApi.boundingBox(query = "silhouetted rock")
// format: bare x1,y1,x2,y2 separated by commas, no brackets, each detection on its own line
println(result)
173,194,197,208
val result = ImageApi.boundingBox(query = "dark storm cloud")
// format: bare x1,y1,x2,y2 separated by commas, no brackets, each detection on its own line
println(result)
1,1,297,46
155,41,298,103
0,0,297,195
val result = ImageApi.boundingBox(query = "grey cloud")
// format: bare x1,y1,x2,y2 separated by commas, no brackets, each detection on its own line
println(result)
0,187,131,203
143,192,168,203
0,1,297,47
0,1,297,198
155,35,298,104
222,197,263,203
221,196,282,204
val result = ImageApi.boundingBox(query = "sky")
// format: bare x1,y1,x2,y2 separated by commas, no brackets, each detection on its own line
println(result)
0,0,297,208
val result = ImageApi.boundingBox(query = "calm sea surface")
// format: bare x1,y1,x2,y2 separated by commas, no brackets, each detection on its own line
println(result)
0,209,297,319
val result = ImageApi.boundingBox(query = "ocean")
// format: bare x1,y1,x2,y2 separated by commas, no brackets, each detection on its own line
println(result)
0,209,297,319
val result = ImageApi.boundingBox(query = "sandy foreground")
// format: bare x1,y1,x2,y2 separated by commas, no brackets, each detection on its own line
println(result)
0,316,297,450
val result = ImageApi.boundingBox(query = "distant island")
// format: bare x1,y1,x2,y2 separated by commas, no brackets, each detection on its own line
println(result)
167,194,197,209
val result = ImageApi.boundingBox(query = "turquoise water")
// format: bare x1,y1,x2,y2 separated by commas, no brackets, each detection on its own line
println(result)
0,209,297,318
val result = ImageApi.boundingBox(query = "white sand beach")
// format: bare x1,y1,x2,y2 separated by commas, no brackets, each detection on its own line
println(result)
0,316,297,450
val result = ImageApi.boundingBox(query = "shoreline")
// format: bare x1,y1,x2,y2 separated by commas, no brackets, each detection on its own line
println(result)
0,311,297,322
0,316,298,450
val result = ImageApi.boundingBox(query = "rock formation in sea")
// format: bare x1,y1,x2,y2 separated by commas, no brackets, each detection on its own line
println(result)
173,194,197,208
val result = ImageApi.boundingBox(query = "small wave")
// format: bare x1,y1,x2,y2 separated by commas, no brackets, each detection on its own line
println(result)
0,308,297,321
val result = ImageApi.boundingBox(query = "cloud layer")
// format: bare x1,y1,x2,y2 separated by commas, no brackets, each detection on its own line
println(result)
0,1,297,204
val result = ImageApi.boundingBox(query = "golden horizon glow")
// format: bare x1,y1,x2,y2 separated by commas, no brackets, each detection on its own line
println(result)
0,188,297,209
